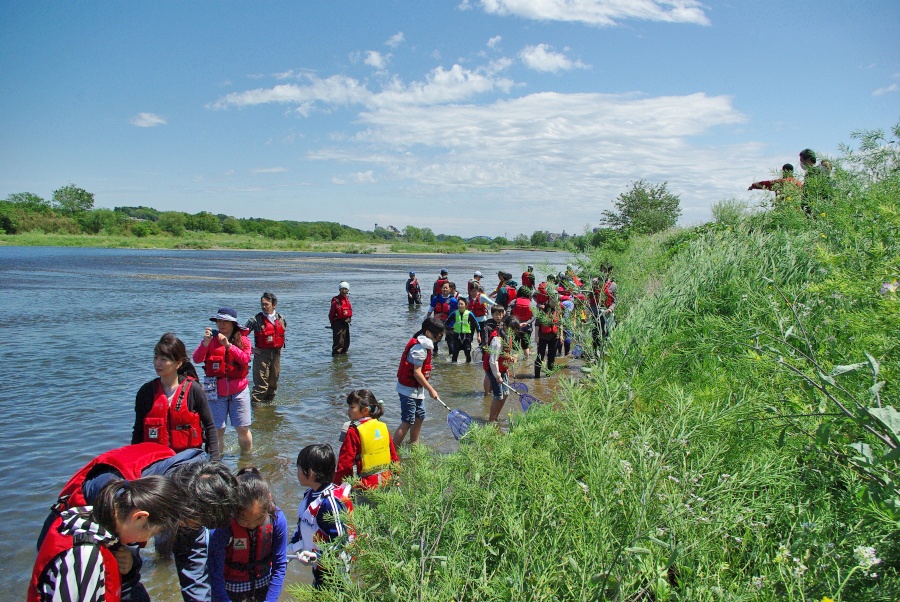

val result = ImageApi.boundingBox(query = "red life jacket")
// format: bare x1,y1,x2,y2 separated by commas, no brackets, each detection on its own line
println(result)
432,278,448,296
521,271,535,288
203,339,248,380
482,330,511,374
254,313,285,349
331,296,353,320
223,514,274,583
506,286,517,304
469,294,487,317
432,296,451,322
559,292,572,302
510,297,533,322
143,378,203,452
408,279,420,294
534,282,550,305
29,518,121,602
54,443,175,512
539,310,560,335
603,280,615,308
397,336,432,388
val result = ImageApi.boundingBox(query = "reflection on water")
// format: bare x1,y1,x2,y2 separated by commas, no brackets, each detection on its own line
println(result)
0,246,577,599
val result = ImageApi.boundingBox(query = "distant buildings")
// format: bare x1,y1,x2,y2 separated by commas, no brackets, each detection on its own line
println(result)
374,224,402,234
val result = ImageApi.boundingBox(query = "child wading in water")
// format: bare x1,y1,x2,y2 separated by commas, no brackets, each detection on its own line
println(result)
335,389,399,488
288,444,353,590
209,467,287,602
485,314,521,422
445,296,480,363
394,317,445,445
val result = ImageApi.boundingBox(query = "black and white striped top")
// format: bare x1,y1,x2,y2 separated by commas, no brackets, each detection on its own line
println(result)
37,507,119,602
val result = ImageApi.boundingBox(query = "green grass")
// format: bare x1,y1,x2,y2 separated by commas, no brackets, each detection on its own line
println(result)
290,126,900,601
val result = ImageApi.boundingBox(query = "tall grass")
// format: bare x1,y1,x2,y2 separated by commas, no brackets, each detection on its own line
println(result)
289,126,900,601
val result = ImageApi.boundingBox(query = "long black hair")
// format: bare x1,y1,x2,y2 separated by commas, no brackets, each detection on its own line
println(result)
155,332,199,380
92,476,183,539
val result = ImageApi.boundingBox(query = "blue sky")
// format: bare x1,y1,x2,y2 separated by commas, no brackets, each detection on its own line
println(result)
1,1,897,237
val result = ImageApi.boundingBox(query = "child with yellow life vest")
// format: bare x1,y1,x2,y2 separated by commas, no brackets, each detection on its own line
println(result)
335,389,399,488
208,467,287,602
288,444,353,590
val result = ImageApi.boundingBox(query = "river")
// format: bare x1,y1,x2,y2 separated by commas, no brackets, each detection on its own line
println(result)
0,246,577,599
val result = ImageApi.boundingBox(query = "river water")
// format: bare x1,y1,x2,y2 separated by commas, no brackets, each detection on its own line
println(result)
0,246,577,599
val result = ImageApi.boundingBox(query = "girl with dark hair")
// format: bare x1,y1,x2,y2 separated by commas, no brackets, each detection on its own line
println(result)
485,314,521,422
133,333,219,460
193,307,253,456
335,389,399,488
208,467,287,602
394,317,445,446
29,476,184,602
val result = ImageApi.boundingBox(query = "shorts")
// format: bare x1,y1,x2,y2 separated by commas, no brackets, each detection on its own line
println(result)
210,387,252,428
399,393,426,424
485,370,508,400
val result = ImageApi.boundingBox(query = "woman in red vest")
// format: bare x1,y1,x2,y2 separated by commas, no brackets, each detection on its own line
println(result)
29,476,183,602
133,333,218,460
193,307,253,456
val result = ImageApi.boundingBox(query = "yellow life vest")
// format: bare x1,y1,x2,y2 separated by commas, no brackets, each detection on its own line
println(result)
356,418,392,476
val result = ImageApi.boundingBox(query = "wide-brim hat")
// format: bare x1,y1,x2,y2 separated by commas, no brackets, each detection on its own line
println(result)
210,307,239,323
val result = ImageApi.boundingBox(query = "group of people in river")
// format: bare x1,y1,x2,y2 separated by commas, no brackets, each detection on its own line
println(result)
30,264,617,602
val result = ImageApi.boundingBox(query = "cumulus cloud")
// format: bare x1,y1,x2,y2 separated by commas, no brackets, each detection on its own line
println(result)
873,83,899,96
386,32,404,47
519,44,588,72
130,112,167,127
488,35,502,49
365,50,390,69
251,167,287,174
472,0,710,26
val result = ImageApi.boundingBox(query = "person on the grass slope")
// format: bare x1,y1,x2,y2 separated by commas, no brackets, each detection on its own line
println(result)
749,163,803,209
329,282,352,356
194,308,253,456
243,292,287,404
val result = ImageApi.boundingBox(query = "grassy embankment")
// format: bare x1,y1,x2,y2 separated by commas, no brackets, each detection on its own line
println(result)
291,129,900,600
0,231,490,254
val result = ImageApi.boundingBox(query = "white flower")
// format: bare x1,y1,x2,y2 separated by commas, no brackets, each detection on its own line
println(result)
854,546,881,570
750,575,765,590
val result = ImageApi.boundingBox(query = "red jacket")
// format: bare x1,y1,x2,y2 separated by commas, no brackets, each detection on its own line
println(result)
329,295,353,322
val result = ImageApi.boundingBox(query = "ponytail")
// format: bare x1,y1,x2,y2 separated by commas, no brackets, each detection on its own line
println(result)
92,476,183,538
236,466,276,516
347,388,385,420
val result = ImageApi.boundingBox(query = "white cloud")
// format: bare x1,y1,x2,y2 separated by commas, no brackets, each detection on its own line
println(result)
364,50,390,69
274,70,295,79
209,64,515,113
386,32,404,48
873,83,899,96
251,167,287,174
519,44,588,72
488,35,502,49
473,0,710,26
130,112,167,127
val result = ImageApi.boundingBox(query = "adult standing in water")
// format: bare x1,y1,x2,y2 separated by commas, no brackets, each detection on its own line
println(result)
193,308,253,455
244,292,287,404
329,281,353,356
133,333,218,460
406,271,422,307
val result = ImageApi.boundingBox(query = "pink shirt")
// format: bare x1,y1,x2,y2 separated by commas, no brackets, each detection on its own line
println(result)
193,335,251,396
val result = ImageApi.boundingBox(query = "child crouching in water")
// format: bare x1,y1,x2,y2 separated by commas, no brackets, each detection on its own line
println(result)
208,466,287,602
288,444,353,589
335,389,399,488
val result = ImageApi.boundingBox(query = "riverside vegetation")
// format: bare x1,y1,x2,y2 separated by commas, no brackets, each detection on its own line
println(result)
291,123,900,601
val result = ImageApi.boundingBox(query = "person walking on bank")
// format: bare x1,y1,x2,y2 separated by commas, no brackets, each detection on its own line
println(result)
244,292,287,404
329,282,353,356
194,308,253,456
406,271,422,307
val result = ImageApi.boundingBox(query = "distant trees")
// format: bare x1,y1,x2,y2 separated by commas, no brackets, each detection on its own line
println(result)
600,180,681,235
52,184,94,214
158,212,187,236
530,230,548,247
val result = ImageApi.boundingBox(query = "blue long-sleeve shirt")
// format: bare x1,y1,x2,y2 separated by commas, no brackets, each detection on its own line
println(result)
208,507,288,602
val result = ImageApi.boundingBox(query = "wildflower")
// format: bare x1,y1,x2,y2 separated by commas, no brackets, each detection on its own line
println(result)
719,473,731,483
668,475,680,483
620,460,633,477
656,527,668,537
853,545,881,570
821,212,826,218
750,575,766,590
822,597,834,602
792,563,808,579
880,281,899,296
609,430,620,440
577,481,589,495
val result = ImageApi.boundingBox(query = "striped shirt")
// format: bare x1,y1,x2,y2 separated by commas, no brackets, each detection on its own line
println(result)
38,507,118,602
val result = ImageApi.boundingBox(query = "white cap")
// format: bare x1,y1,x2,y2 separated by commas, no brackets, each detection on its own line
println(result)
339,281,350,291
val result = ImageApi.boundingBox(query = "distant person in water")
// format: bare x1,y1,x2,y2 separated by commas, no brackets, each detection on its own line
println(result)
406,271,422,307
244,291,287,403
749,163,803,209
431,269,449,303
329,282,352,356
